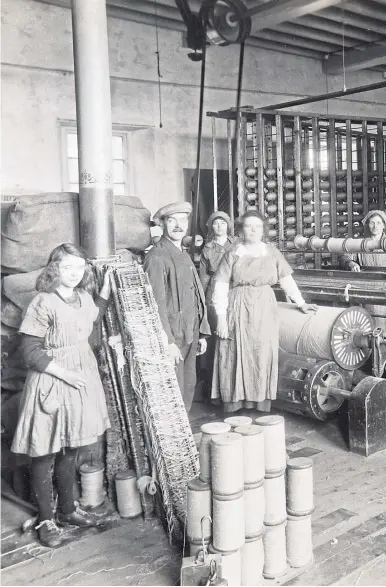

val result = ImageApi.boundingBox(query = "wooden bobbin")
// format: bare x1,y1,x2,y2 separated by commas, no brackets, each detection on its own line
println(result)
224,416,253,430
286,457,314,516
199,422,231,483
211,433,244,496
286,514,313,568
79,462,105,508
244,480,265,538
263,521,287,579
234,425,264,486
190,538,210,557
187,477,212,542
209,544,242,586
213,491,245,553
264,472,286,526
241,530,264,586
115,470,142,519
255,415,286,475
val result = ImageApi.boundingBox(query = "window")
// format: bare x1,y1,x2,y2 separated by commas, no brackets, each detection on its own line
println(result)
60,123,128,196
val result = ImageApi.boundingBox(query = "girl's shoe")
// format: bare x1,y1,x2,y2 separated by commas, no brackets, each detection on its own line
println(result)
35,519,64,548
57,505,97,527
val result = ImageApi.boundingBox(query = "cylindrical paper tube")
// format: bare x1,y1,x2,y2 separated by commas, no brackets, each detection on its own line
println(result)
255,415,286,475
199,422,231,483
79,462,105,508
264,472,286,526
287,514,313,568
234,425,264,486
213,491,245,552
224,416,253,430
286,457,314,516
241,531,264,586
187,477,212,542
212,433,244,496
209,544,242,586
263,521,287,579
190,539,210,557
244,481,265,538
115,470,142,518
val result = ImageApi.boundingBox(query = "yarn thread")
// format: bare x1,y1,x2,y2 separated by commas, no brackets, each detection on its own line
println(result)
187,478,212,542
264,472,286,526
263,521,287,579
211,433,244,496
199,422,231,483
213,491,245,552
224,416,253,430
209,544,242,586
255,415,286,475
244,481,265,538
79,462,105,508
234,425,265,486
241,532,264,586
286,457,314,516
286,514,313,568
115,469,143,518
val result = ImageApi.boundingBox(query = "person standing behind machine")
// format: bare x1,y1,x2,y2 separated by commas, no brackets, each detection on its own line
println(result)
339,210,386,330
143,201,210,413
199,212,237,392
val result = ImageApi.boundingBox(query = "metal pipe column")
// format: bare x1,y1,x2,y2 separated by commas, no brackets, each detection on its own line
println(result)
71,0,115,257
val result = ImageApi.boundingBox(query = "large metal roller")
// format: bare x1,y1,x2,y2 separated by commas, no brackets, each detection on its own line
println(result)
276,352,352,421
278,303,373,370
294,234,386,253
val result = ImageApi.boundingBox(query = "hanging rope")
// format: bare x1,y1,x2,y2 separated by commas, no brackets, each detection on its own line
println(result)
154,0,163,128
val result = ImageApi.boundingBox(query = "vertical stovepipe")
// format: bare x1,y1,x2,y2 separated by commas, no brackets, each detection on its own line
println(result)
71,0,116,257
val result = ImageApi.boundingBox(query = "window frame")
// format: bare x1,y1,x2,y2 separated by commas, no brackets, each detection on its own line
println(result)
58,120,133,196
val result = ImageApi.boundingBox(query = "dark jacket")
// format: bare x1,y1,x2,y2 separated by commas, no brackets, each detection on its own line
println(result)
199,236,237,298
143,237,210,347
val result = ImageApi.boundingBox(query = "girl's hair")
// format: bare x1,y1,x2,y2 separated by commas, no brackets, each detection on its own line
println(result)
207,216,231,241
240,210,269,242
36,243,95,294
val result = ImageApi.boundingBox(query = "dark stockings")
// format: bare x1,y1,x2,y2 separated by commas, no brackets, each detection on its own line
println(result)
30,448,78,522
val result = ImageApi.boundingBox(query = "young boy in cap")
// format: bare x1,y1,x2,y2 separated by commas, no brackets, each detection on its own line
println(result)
143,201,210,413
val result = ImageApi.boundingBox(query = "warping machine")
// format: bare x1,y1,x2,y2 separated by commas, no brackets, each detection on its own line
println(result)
207,107,386,455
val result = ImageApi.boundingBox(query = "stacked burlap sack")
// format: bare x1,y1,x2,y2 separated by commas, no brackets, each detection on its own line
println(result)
1,192,152,435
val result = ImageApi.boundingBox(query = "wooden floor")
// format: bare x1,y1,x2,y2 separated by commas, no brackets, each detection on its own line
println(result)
2,401,386,586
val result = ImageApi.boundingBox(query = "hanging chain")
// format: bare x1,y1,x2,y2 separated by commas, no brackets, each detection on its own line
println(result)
154,0,163,128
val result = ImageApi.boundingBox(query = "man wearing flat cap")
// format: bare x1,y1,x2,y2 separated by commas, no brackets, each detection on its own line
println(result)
144,201,211,413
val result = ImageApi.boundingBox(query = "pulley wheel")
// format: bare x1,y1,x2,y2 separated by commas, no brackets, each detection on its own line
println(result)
303,361,351,421
331,307,373,370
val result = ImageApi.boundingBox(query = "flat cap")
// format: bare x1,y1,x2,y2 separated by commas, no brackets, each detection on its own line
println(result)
153,201,192,226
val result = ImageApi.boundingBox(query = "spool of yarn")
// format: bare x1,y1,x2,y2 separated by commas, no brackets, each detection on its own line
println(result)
241,531,264,586
190,539,210,557
244,481,265,538
79,462,105,508
187,478,212,542
264,472,286,526
255,415,286,475
213,491,245,552
263,521,287,579
287,457,314,516
224,416,252,430
234,425,264,486
115,470,142,518
211,433,244,496
286,514,313,568
209,544,242,586
199,422,231,483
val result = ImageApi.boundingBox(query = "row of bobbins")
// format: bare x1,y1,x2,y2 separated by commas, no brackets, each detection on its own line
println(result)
188,415,314,585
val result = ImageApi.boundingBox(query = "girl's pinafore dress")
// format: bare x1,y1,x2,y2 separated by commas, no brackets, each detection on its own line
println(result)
11,291,110,457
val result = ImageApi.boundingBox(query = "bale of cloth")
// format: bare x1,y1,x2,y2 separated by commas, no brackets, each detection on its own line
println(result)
1,192,152,273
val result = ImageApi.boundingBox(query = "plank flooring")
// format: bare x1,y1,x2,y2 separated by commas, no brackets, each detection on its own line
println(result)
2,402,386,586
